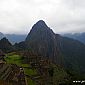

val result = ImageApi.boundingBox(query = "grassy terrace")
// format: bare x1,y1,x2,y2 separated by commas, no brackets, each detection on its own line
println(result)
5,53,37,85
5,54,22,66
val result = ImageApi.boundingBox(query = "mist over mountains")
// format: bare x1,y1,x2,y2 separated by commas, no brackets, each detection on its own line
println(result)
63,33,85,44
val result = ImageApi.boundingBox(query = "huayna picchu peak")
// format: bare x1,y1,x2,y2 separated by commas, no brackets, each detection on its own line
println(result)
26,20,55,41
25,20,63,65
33,20,48,28
27,20,50,35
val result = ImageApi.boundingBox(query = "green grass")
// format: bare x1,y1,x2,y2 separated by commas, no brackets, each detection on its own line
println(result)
24,68,37,76
21,64,30,68
5,54,22,66
5,54,29,67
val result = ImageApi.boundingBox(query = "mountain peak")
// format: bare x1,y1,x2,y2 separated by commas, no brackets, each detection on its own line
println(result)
32,20,48,30
0,37,11,45
26,20,55,41
36,20,46,25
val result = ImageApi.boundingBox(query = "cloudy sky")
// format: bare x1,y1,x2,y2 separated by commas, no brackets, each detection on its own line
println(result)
0,0,85,34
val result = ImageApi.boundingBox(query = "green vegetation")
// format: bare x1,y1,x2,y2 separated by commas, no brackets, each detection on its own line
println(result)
5,54,37,75
5,54,22,66
5,53,37,85
5,53,29,67
24,68,37,76
53,66,69,84
26,78,36,85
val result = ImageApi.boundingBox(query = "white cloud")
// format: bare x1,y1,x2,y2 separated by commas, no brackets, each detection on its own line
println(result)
0,0,85,34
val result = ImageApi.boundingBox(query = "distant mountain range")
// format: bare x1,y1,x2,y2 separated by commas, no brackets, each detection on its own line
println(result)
0,32,26,44
0,20,85,79
63,33,85,44
5,34,26,44
0,30,85,45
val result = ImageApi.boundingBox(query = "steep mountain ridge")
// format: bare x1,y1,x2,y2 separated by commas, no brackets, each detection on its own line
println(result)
0,32,5,40
55,35,85,74
0,37,13,53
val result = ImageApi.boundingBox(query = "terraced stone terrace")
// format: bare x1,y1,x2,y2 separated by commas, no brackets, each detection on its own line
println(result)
0,63,26,85
4,53,51,85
